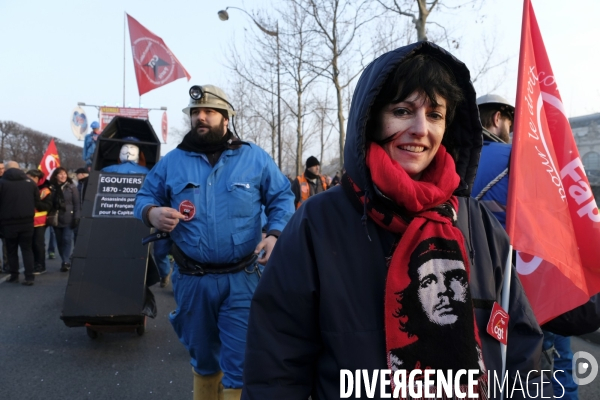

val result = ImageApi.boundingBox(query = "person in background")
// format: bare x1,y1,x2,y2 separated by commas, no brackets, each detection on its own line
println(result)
26,169,53,275
330,170,341,187
0,161,40,285
47,226,57,260
83,121,101,169
75,167,89,203
291,156,328,209
73,167,89,244
49,167,81,272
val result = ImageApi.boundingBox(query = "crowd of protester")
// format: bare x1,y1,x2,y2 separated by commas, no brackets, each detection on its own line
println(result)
0,162,85,284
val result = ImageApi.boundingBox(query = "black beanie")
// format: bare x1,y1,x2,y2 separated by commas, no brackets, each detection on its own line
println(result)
306,156,320,169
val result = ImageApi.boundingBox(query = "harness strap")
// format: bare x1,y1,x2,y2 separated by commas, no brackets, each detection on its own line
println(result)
474,168,508,200
171,244,258,276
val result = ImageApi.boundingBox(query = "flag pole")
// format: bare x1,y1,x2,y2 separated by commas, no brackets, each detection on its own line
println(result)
123,12,126,107
500,244,513,400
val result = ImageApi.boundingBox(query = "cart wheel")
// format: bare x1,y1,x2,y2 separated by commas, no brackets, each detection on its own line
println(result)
136,316,147,336
86,327,99,339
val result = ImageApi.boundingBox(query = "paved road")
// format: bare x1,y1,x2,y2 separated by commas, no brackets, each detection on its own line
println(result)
0,256,190,400
3,255,600,399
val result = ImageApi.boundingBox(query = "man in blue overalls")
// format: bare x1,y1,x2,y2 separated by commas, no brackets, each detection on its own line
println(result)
134,84,294,400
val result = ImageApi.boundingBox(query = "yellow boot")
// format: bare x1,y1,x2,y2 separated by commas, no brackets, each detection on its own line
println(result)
192,368,223,400
222,388,242,400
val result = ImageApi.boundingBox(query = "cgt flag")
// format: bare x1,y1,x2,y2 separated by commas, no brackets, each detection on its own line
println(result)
127,14,191,96
507,0,600,324
38,139,60,182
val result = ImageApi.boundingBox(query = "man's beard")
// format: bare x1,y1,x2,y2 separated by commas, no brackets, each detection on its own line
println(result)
193,119,226,144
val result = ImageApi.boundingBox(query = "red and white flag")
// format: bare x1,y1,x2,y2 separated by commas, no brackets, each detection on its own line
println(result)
38,139,60,182
506,0,600,324
127,14,191,96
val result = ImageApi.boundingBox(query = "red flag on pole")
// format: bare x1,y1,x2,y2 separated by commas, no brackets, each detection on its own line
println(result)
127,14,191,96
507,0,600,324
38,139,60,182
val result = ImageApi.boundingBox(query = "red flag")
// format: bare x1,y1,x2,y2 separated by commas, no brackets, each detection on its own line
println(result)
161,111,168,143
38,139,60,182
127,14,191,96
507,0,600,324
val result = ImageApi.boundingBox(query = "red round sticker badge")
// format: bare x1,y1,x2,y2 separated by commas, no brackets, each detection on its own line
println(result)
179,200,196,221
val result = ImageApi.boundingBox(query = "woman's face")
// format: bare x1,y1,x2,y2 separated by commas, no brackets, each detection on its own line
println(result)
57,170,67,184
376,91,447,180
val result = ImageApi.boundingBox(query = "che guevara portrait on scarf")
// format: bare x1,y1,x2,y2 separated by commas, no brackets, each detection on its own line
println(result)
242,42,552,400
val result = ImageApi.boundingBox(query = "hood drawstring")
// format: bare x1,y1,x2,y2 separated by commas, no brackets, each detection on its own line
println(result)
362,189,372,242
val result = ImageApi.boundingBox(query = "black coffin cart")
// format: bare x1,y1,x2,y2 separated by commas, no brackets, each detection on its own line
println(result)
61,117,161,339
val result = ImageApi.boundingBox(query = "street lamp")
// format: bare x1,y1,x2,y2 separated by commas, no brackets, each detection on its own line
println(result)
218,6,282,170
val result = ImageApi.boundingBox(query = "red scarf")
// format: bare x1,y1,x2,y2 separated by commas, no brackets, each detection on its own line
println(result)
363,142,487,399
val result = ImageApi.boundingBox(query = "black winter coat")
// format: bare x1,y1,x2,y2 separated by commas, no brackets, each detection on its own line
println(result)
0,168,40,230
36,180,54,213
51,181,81,228
243,42,551,399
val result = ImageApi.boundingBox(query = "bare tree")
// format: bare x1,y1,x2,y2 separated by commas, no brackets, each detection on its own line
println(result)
227,23,283,162
376,0,441,41
376,0,482,44
169,115,190,143
0,120,83,170
309,92,337,165
376,1,510,96
300,0,376,169
277,0,323,176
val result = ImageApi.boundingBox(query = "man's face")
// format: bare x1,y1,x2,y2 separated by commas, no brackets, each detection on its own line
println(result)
190,107,228,143
76,172,89,181
498,116,512,143
308,165,320,175
416,258,468,326
119,144,140,163
27,174,39,184
0,163,4,177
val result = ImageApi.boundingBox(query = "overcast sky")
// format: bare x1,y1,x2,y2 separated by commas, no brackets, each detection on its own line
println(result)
1,0,599,160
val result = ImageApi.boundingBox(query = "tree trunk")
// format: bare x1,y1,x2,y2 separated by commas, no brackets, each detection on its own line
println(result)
332,51,345,169
416,0,430,41
320,109,325,164
296,87,303,177
271,110,276,161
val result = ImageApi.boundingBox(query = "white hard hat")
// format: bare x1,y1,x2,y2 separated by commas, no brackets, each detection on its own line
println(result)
182,84,236,119
476,94,514,119
476,94,514,109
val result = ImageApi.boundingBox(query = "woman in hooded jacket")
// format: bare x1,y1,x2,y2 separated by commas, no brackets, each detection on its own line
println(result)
49,167,81,272
242,43,551,400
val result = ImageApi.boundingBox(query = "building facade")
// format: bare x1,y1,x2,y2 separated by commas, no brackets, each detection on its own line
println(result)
571,112,600,195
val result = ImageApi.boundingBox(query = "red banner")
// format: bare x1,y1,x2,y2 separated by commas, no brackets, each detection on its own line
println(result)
38,139,60,182
99,107,149,130
161,111,168,143
507,0,600,324
127,14,191,96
